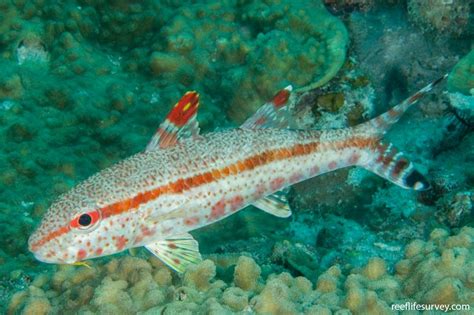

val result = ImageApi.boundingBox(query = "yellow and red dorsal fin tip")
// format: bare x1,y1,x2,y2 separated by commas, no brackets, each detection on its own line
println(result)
168,91,200,127
145,91,201,151
272,85,292,109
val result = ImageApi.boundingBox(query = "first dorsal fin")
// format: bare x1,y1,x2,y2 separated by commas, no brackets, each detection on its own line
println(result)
241,85,294,129
146,91,201,151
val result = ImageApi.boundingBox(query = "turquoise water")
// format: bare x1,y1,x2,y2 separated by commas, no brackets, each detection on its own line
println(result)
1,0,473,314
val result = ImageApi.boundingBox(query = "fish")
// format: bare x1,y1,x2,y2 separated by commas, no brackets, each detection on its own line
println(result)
28,74,447,273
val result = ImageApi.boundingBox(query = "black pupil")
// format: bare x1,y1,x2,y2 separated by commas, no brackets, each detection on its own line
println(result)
78,214,92,226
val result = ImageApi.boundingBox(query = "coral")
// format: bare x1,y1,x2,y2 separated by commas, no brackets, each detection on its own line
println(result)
437,191,473,227
407,0,471,37
7,228,474,314
323,0,376,14
16,34,49,65
183,259,216,291
233,256,261,291
222,287,248,311
396,227,474,305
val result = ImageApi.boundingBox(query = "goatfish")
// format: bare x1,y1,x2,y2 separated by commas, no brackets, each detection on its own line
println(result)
29,75,447,272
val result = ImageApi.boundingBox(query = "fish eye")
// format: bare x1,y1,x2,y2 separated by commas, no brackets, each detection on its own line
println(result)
70,210,101,231
78,213,92,226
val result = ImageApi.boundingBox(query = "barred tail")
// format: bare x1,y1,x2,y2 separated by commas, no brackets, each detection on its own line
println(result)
353,75,448,191
360,142,430,191
359,74,448,137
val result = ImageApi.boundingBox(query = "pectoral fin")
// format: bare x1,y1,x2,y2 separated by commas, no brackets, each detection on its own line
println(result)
252,190,292,218
145,233,202,273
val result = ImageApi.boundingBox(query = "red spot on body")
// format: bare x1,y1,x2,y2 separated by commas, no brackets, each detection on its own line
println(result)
230,195,244,211
310,165,320,175
210,199,226,219
328,161,337,170
270,177,285,191
289,172,304,184
77,249,87,261
116,236,128,251
184,216,199,226
95,248,103,256
253,183,267,199
349,152,361,164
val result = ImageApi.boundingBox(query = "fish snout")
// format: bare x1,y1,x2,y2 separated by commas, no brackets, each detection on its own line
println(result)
28,231,75,264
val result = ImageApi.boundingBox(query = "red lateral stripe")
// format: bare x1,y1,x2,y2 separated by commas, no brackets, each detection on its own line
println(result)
32,136,376,250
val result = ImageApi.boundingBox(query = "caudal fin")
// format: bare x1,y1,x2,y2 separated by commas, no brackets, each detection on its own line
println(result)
358,74,448,137
360,141,430,191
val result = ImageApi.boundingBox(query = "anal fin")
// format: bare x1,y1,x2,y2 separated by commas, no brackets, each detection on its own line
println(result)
145,233,202,273
252,190,292,218
362,142,430,191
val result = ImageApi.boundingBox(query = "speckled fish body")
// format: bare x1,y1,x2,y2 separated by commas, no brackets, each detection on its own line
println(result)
28,75,446,271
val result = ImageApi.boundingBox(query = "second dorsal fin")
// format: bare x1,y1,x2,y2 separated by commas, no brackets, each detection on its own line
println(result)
146,91,201,151
240,85,294,129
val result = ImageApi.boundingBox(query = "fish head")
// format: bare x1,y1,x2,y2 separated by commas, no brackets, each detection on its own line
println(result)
28,186,139,264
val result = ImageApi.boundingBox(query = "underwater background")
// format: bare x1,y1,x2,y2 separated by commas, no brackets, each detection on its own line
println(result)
0,0,473,314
